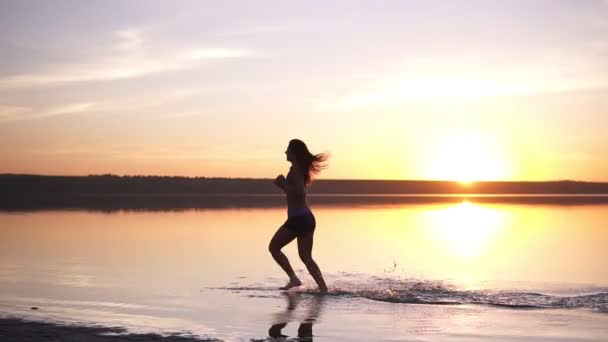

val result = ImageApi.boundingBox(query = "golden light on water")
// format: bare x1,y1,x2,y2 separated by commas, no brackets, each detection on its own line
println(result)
424,201,508,258
2,204,608,292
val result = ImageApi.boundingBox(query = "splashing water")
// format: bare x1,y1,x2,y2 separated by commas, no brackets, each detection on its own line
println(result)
213,274,608,314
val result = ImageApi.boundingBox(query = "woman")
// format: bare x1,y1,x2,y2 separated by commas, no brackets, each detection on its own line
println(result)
269,139,328,293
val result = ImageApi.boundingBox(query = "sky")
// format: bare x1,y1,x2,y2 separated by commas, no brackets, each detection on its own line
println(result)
1,0,607,181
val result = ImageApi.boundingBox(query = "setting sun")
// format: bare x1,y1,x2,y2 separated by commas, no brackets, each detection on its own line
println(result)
424,133,509,183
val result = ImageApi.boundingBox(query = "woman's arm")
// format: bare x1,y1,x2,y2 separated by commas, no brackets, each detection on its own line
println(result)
274,174,287,190
275,168,306,195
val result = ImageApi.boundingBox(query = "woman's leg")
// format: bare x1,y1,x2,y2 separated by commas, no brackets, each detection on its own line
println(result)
297,232,328,293
269,226,301,288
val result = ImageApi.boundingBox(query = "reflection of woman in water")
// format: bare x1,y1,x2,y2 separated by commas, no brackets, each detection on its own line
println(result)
269,139,328,293
268,291,325,341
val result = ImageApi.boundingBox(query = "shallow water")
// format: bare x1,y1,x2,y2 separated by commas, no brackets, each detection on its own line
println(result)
1,202,608,340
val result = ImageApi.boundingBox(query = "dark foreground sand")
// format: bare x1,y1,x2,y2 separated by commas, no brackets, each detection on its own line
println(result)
0,318,221,342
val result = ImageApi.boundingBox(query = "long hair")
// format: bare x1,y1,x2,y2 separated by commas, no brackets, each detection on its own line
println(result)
288,139,328,186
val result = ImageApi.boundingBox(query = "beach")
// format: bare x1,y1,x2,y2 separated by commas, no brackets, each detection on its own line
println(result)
2,289,607,341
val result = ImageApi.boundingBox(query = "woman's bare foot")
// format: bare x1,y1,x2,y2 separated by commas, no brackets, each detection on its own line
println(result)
279,278,302,290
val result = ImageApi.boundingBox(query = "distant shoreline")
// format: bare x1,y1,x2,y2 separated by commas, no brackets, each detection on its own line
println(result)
3,173,608,194
2,174,608,210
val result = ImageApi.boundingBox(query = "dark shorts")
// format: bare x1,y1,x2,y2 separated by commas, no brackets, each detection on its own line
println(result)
283,211,316,237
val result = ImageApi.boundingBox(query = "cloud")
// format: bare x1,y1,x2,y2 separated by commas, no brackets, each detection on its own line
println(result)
0,29,255,89
0,102,96,122
0,105,30,119
114,29,144,52
0,83,229,123
313,62,608,112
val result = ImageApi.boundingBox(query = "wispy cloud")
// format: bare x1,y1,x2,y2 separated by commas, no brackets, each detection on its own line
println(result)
0,102,96,122
0,105,30,119
99,85,227,120
313,61,608,112
0,84,228,123
0,29,255,89
114,29,144,52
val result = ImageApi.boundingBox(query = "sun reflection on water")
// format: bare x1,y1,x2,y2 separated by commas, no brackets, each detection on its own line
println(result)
423,201,508,258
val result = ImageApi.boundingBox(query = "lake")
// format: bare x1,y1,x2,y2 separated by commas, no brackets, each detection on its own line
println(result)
1,200,607,341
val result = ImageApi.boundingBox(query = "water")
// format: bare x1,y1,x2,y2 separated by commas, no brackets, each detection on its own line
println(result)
1,201,608,341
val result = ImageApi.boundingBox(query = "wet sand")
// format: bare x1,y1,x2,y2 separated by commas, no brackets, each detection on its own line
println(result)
0,317,219,342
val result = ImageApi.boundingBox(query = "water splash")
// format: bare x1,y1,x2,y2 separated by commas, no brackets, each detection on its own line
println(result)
214,276,608,314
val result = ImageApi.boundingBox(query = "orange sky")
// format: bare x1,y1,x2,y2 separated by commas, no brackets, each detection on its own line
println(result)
1,1,607,181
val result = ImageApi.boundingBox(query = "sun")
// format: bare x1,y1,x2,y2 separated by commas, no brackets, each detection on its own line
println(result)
424,133,508,183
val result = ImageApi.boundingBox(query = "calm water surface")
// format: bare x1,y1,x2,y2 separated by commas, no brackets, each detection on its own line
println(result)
1,202,607,341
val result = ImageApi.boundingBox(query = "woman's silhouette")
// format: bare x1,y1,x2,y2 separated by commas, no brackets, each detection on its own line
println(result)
269,139,328,293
